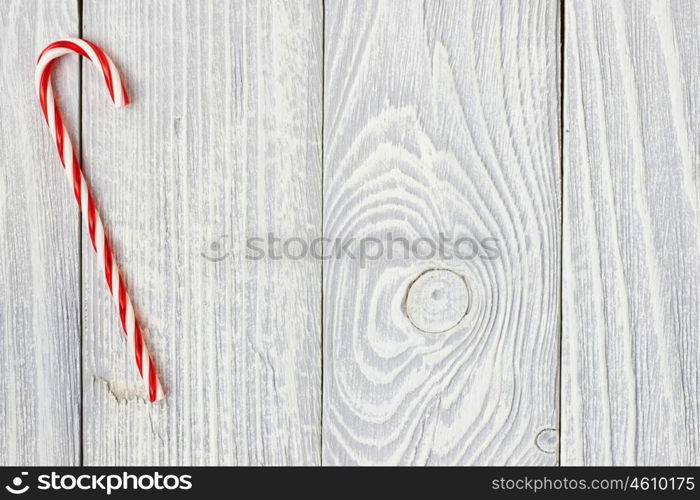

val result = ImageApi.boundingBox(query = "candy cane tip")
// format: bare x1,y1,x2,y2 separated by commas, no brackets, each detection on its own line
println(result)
151,382,165,402
113,96,129,108
115,93,130,107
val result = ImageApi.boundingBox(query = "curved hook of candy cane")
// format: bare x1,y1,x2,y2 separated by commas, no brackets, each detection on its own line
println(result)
36,38,128,108
35,38,164,403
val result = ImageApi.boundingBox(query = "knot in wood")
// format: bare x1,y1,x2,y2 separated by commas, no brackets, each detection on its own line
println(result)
405,269,469,333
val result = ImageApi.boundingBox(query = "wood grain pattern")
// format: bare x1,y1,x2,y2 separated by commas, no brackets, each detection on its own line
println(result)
562,0,700,465
81,0,322,465
323,0,561,464
6,0,698,467
0,0,81,466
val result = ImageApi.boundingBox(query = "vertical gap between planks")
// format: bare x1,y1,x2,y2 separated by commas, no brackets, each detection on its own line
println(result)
557,0,565,466
319,0,326,466
77,0,84,466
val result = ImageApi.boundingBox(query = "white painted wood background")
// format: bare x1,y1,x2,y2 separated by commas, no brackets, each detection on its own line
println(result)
562,0,699,466
323,0,560,465
0,0,697,466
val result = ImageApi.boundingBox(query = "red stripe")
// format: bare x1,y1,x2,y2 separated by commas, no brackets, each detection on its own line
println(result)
38,62,56,122
134,325,144,376
38,40,89,62
84,40,115,102
71,160,81,205
87,194,97,250
148,358,157,402
118,275,127,333
121,80,130,105
104,244,114,291
54,110,65,165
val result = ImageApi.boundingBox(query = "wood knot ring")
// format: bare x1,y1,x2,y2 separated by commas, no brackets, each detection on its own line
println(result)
535,428,558,454
405,269,470,333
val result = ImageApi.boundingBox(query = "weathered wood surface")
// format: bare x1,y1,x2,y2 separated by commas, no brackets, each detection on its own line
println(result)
322,0,561,464
562,0,700,465
0,0,81,466
4,0,700,467
81,0,322,465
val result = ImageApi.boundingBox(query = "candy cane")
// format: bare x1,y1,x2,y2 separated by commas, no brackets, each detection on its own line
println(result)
36,38,164,402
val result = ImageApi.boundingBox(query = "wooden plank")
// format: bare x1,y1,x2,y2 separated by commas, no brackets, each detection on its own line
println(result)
0,0,81,465
81,0,322,465
563,0,700,465
323,0,561,464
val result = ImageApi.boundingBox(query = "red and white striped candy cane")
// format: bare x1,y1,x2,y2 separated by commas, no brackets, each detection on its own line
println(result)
36,38,164,402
